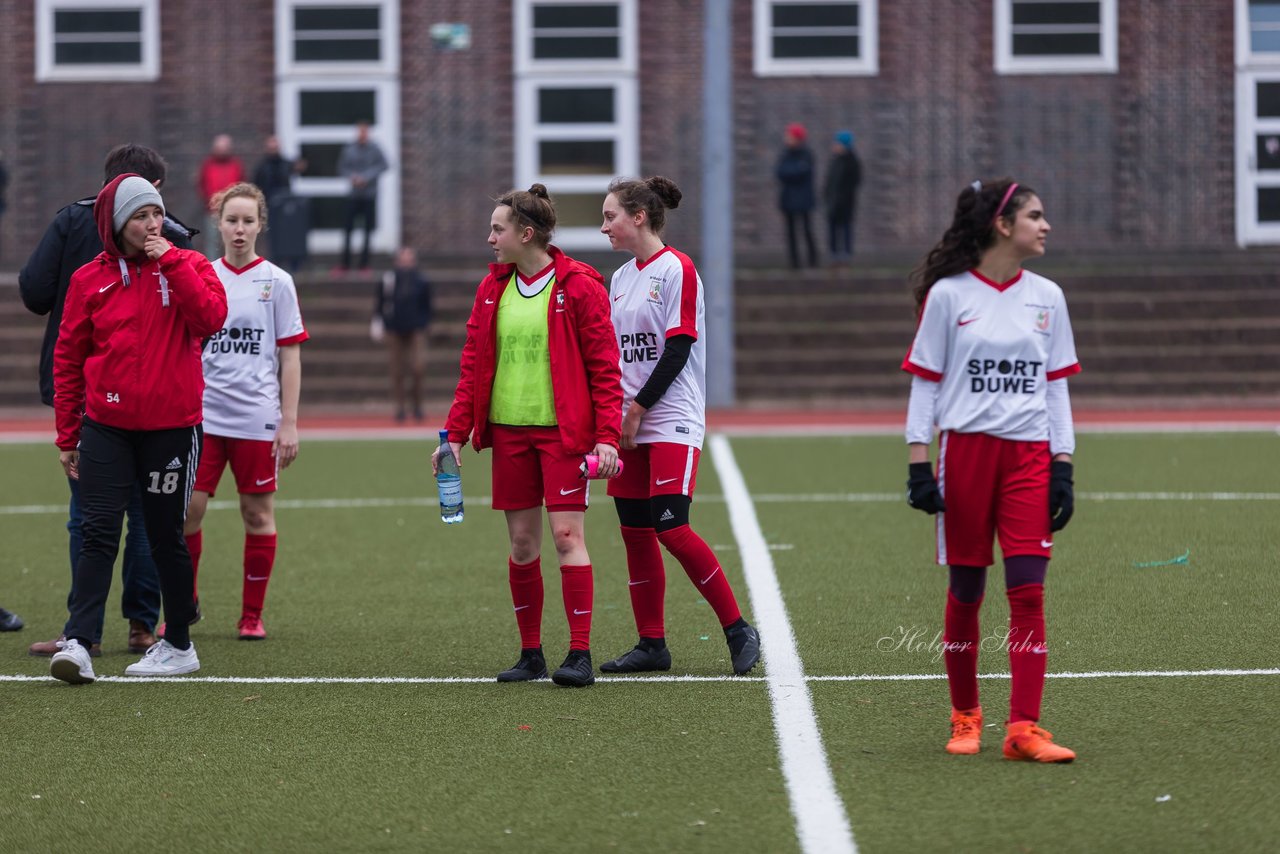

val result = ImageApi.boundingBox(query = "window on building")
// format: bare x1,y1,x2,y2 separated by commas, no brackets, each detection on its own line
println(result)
514,1,638,247
995,0,1117,74
1245,1,1280,61
35,0,159,82
753,0,878,76
276,0,398,74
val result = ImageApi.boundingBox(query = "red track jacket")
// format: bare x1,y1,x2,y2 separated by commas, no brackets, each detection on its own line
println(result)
54,174,228,450
445,246,623,455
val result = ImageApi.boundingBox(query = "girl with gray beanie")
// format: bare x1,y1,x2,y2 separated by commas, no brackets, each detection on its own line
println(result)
49,173,228,684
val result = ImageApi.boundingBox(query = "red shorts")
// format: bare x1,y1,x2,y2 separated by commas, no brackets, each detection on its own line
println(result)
607,443,700,500
935,431,1052,566
195,434,278,497
490,425,592,512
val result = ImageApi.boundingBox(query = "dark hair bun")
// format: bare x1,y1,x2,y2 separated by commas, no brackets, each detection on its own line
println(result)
528,183,550,199
647,176,681,210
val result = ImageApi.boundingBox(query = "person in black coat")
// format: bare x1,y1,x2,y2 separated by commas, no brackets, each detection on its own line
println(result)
251,134,306,262
775,122,819,269
18,143,197,658
372,246,434,421
824,130,862,266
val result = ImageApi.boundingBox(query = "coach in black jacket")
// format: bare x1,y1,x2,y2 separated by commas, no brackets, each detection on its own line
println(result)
18,143,197,658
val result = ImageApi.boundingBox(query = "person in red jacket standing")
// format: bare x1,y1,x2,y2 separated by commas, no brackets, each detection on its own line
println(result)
433,184,623,688
197,134,244,259
49,174,228,684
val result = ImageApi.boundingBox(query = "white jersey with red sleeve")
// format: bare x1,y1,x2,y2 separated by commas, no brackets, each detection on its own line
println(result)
201,258,309,441
901,269,1080,441
609,246,706,448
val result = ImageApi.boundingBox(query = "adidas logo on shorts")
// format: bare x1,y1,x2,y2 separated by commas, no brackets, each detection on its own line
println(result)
660,509,675,521
165,457,182,470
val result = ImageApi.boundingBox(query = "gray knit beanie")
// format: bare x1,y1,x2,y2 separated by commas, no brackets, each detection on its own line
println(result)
112,176,165,232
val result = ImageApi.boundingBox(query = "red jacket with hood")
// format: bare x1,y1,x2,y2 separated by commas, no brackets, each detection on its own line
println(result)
54,174,228,450
445,246,622,455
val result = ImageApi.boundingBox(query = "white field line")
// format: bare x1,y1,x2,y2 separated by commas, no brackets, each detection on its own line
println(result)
3,490,1276,517
5,668,1276,685
709,434,857,854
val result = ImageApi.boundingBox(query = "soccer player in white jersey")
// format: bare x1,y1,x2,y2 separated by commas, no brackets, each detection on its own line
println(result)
902,179,1080,762
598,176,760,676
180,183,308,641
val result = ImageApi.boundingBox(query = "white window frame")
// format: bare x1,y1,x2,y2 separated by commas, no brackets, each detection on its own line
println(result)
276,77,401,254
995,0,1117,75
753,0,878,77
1237,0,1280,68
275,0,399,77
35,0,159,83
514,0,638,75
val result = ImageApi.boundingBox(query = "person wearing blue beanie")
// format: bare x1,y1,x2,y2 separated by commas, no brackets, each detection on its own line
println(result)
824,130,862,266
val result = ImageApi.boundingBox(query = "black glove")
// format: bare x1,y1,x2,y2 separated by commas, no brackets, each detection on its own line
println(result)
1049,460,1074,532
906,462,946,515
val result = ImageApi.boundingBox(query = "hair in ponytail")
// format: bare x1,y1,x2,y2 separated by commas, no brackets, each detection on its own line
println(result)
909,178,1036,315
495,183,557,246
607,175,682,234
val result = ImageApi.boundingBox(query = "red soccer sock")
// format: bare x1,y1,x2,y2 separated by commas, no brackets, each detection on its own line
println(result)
1006,583,1048,724
620,526,667,638
508,557,544,649
560,563,593,651
657,524,741,628
943,591,984,712
185,530,203,600
242,533,277,618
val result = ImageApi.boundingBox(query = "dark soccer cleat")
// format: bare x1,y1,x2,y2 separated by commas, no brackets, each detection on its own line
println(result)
0,607,23,632
551,649,595,687
496,648,548,682
725,623,761,675
599,643,672,673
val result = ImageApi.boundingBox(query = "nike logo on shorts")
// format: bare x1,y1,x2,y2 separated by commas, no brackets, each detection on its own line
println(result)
655,477,678,486
1040,539,1053,548
559,486,583,495
256,477,275,486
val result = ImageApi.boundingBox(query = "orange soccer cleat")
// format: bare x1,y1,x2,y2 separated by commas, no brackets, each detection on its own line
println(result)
946,706,984,755
1003,721,1076,763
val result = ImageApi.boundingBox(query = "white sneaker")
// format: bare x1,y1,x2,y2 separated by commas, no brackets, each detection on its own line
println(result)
50,638,96,684
124,640,200,676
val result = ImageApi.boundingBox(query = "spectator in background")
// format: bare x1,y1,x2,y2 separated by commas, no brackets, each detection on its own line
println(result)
0,149,8,259
775,122,818,269
337,122,389,272
20,143,198,659
198,134,245,259
0,605,22,632
824,130,862,267
372,246,434,422
252,135,306,260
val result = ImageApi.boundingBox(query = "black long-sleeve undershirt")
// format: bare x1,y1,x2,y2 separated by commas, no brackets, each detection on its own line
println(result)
634,334,694,409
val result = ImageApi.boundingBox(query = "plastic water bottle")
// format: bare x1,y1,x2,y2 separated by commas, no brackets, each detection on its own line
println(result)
436,430,464,524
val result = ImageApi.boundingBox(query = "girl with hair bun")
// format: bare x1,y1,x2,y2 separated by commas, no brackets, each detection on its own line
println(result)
436,184,623,688
902,178,1081,762
598,176,761,676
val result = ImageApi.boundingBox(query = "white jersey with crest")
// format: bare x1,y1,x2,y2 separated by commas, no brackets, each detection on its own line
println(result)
902,269,1080,441
201,257,309,441
609,246,706,448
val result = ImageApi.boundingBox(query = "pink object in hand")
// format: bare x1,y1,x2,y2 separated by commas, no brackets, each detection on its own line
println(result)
580,454,624,480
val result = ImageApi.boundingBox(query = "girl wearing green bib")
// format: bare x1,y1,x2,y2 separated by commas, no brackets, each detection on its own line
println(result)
436,184,624,688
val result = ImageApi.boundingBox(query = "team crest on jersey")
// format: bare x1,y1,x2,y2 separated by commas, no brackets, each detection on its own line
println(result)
255,277,274,302
556,292,565,306
648,275,663,303
1035,310,1050,331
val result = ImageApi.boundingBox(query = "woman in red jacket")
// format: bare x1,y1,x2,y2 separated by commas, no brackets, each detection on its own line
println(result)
434,184,623,688
49,174,227,684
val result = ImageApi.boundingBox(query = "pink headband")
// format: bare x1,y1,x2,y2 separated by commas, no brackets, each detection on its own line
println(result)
992,183,1019,226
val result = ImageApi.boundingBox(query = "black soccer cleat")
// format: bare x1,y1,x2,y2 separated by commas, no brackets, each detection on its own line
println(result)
496,648,548,682
600,643,672,673
0,607,23,632
725,623,761,675
551,649,595,687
